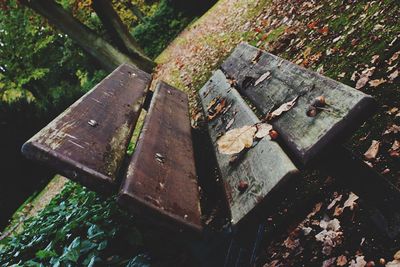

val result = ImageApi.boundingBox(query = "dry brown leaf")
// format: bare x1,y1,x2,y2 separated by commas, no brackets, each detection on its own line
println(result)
208,99,226,121
269,96,298,120
307,202,323,218
368,78,386,87
387,107,399,115
255,123,273,139
394,250,400,260
384,124,400,135
371,54,380,64
388,70,399,81
337,255,348,266
386,260,400,267
349,256,367,267
356,76,369,89
364,140,380,160
217,125,257,154
391,140,400,152
388,50,400,65
254,71,271,86
343,192,359,211
327,194,342,210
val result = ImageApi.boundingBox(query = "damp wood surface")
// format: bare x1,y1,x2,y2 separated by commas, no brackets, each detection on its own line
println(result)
22,64,151,193
118,81,202,234
221,42,376,165
199,70,299,226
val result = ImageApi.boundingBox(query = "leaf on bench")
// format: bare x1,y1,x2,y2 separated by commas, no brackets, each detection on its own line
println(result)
22,64,151,193
118,81,202,234
221,42,376,165
199,70,299,226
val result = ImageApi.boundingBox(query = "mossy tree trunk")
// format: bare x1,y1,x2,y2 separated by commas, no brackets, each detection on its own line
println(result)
20,0,154,73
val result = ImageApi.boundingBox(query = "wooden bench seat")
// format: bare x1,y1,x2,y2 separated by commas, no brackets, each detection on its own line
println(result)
221,43,376,165
22,64,151,193
118,82,202,233
199,70,299,226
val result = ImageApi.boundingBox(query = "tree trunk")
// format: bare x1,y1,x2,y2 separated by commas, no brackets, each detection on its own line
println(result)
92,0,154,70
19,0,154,73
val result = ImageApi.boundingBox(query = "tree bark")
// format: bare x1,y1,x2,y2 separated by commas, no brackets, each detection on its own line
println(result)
20,0,154,73
92,0,154,71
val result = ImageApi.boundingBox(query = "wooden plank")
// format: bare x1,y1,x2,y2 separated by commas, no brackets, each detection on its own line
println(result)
199,70,299,226
22,64,151,193
118,81,202,233
221,42,376,165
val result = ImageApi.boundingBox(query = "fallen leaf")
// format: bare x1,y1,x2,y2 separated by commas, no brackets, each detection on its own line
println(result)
387,107,399,115
252,50,262,64
371,54,380,64
318,25,329,35
208,99,227,121
307,202,323,218
337,255,348,266
255,123,273,139
386,260,400,267
369,78,386,87
322,257,336,267
388,51,400,65
217,125,257,154
356,76,369,89
269,96,299,120
384,124,400,135
254,71,271,86
349,256,367,267
327,194,343,210
225,118,235,130
364,140,380,160
394,250,400,260
388,70,399,81
391,140,400,152
343,192,359,211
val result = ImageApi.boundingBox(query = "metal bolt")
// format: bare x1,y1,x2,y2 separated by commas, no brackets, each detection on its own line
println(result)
88,119,98,127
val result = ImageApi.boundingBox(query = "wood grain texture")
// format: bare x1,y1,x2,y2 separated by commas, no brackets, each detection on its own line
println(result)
221,43,376,165
22,64,151,193
199,70,298,226
118,81,202,234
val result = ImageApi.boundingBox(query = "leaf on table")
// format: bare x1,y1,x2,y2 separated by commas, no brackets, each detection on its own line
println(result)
368,78,386,87
255,123,273,139
363,140,380,160
254,71,271,86
217,125,257,154
268,96,299,120
207,98,226,121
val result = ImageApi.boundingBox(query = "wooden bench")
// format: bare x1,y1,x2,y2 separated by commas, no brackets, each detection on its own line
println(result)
22,64,202,234
23,43,399,266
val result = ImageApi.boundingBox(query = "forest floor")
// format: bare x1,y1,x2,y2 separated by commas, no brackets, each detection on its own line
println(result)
6,0,400,266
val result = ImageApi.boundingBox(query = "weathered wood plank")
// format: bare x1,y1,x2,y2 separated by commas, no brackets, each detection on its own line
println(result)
22,64,151,193
118,81,202,233
221,43,376,164
199,70,299,226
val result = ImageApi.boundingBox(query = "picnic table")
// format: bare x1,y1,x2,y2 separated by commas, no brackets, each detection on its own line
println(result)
22,42,400,266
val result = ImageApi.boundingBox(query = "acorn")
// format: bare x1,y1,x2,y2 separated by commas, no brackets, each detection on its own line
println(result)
306,106,318,117
314,95,326,107
237,180,248,193
269,129,279,140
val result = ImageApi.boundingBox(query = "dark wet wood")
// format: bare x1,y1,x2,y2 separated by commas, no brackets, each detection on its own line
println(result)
118,81,202,234
221,43,376,165
22,64,151,193
199,70,299,226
